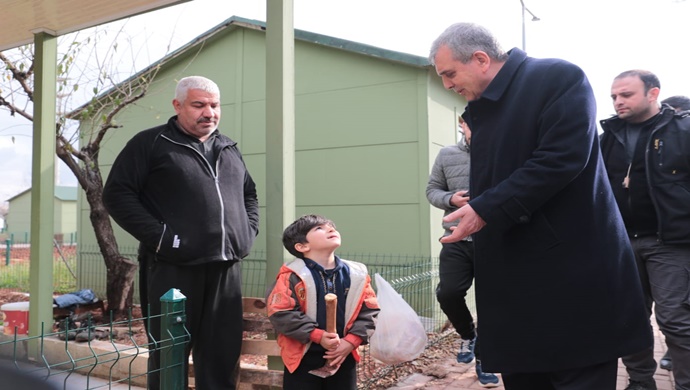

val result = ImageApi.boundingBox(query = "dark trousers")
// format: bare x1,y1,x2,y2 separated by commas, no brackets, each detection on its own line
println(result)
501,359,618,390
139,249,243,390
621,237,657,382
283,350,357,390
624,236,690,389
436,240,483,359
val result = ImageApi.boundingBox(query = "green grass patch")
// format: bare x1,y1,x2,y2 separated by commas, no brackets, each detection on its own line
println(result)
0,259,77,293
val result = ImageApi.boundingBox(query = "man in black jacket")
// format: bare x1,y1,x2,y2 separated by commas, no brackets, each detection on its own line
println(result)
103,75,259,389
601,70,690,390
656,94,690,373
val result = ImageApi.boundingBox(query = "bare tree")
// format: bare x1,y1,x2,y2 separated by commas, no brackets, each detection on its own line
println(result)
0,25,168,318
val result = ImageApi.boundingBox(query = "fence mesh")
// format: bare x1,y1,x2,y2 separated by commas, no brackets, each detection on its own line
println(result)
1,244,476,389
0,239,77,294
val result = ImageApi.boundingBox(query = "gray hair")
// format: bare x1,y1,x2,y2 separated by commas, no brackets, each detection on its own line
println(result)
175,76,220,102
429,23,508,65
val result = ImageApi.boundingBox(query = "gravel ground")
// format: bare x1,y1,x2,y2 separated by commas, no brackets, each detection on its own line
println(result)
360,330,460,389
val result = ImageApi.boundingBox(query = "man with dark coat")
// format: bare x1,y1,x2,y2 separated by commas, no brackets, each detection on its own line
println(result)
428,22,652,389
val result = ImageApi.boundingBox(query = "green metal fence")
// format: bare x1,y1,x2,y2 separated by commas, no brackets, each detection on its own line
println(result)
1,232,79,247
2,246,476,389
0,240,77,293
0,288,189,390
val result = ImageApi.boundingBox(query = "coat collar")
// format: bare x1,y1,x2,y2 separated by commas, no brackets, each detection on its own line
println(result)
600,105,676,135
481,47,527,102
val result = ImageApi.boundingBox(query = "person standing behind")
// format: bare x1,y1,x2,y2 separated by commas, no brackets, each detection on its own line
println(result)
600,70,690,390
426,119,499,387
429,23,651,389
661,95,690,113
656,94,689,373
103,75,259,389
266,214,379,390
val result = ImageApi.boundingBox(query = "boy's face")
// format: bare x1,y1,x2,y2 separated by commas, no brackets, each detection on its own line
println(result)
297,223,341,254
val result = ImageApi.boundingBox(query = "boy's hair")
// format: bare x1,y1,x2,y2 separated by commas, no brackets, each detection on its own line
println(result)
282,214,336,258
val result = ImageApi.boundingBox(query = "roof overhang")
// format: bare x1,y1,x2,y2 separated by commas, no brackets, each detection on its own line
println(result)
0,0,191,51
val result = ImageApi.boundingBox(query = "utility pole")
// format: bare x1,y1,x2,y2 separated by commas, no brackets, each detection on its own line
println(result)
520,0,541,51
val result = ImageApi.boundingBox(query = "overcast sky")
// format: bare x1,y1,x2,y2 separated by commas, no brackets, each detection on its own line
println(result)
1,0,688,201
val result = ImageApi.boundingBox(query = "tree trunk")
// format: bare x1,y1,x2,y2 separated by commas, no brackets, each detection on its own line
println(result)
80,168,137,319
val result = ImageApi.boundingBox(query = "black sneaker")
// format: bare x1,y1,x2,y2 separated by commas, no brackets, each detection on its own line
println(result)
659,351,672,371
624,379,657,390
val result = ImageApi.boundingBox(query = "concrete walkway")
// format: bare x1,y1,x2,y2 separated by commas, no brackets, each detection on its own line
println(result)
387,319,675,390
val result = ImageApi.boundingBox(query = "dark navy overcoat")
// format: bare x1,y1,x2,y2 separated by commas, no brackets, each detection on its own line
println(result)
464,48,652,373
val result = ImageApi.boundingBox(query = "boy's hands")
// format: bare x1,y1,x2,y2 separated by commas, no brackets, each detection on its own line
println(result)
450,190,470,208
323,339,355,367
319,331,340,350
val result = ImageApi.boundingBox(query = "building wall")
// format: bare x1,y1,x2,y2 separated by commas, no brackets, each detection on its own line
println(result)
426,73,469,257
5,191,31,241
77,26,465,296
55,198,77,241
6,191,77,242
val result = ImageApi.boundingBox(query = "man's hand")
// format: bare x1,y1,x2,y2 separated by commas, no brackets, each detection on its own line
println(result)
440,205,486,243
450,190,470,208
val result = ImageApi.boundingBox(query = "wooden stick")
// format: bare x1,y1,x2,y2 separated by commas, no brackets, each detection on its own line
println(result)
308,293,340,378
325,293,337,333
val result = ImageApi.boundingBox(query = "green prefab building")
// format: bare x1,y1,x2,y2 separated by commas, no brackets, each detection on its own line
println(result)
77,17,467,320
5,185,78,243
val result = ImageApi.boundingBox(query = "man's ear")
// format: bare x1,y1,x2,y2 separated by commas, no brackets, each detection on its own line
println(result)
294,242,309,254
648,87,661,102
172,99,182,114
473,51,490,70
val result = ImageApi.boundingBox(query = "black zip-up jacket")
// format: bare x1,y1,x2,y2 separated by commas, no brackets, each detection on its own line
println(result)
103,116,259,265
600,105,690,244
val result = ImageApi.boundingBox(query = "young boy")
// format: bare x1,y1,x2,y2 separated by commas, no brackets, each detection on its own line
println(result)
266,214,379,390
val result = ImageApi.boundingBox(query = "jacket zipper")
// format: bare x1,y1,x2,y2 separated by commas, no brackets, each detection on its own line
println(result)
156,224,167,253
644,122,666,243
161,134,229,260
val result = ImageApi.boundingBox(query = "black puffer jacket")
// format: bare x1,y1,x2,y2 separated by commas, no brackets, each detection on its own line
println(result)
103,116,259,265
600,105,690,244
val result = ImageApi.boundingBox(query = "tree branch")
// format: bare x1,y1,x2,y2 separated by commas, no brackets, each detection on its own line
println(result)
0,51,35,101
0,95,34,121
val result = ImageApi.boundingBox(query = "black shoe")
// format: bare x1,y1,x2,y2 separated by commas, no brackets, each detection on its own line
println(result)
624,379,657,390
659,351,672,371
57,330,77,340
57,318,78,340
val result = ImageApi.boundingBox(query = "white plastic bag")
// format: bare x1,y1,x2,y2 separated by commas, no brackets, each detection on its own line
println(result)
368,273,428,364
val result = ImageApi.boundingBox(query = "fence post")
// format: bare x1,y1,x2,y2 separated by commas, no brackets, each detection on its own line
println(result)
5,239,9,266
159,288,188,390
